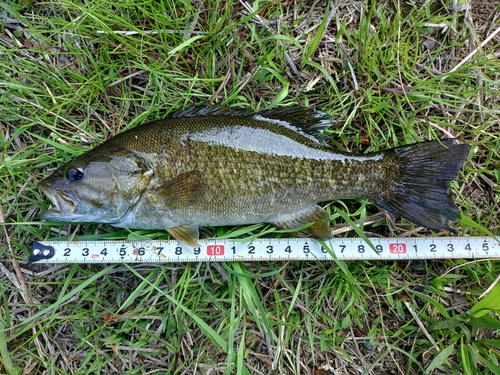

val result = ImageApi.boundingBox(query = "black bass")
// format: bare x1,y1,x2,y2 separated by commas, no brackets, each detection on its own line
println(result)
38,107,470,246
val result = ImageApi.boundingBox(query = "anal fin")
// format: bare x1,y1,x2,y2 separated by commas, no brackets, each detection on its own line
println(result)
271,205,331,240
168,225,200,247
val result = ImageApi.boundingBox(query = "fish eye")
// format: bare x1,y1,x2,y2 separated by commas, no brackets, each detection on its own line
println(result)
66,167,85,182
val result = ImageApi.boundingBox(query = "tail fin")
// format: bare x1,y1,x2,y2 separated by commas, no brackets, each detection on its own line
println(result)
378,138,470,233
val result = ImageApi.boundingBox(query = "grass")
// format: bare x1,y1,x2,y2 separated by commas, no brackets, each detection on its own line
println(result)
1,0,500,373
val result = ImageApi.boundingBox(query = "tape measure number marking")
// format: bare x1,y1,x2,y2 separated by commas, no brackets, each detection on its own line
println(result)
30,236,499,263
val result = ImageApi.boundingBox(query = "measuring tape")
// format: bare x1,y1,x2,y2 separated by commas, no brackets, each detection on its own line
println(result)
30,236,499,263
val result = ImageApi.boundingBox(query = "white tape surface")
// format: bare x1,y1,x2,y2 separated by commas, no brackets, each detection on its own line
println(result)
30,236,499,263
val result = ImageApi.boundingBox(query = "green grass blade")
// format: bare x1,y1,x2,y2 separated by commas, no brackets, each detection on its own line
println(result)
301,2,330,63
0,319,22,375
124,264,228,352
230,262,275,347
424,344,455,374
167,35,206,57
470,281,500,318
332,205,377,252
9,265,115,339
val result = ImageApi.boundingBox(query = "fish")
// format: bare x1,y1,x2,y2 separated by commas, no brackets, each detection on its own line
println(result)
38,106,470,246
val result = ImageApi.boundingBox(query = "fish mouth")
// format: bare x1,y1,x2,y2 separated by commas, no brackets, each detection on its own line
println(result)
38,182,77,219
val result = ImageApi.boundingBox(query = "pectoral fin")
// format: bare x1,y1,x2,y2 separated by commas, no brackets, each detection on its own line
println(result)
271,205,331,239
154,170,204,208
167,224,200,247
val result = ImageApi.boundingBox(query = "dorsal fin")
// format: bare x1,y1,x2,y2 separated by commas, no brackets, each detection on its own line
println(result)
252,107,334,143
171,105,336,142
